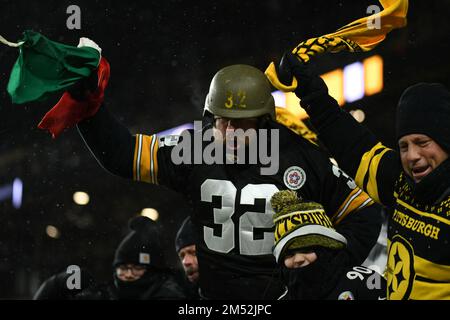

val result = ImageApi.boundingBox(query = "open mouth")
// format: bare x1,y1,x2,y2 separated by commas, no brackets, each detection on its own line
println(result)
411,165,431,182
187,270,199,281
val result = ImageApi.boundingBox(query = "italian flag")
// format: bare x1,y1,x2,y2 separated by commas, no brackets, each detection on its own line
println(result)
1,30,110,138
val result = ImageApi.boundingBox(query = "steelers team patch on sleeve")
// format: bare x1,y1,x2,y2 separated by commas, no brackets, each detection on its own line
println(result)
283,166,307,190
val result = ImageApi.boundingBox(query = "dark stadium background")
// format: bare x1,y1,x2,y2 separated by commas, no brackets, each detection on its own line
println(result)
0,0,448,298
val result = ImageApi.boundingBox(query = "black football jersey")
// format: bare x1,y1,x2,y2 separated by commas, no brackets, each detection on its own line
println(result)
132,121,374,299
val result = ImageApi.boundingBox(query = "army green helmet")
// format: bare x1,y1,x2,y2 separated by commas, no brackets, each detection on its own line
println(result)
204,65,276,119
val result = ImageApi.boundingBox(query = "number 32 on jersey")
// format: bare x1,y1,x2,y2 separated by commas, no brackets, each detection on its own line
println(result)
201,179,279,256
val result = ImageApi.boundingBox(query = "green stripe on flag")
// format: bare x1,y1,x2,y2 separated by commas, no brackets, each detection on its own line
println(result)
6,30,100,104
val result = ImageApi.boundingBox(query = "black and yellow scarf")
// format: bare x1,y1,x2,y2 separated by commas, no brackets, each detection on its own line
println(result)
266,0,409,92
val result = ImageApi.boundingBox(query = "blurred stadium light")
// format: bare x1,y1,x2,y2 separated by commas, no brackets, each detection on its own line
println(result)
0,178,23,209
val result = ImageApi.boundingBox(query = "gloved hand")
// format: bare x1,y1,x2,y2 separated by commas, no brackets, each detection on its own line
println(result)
67,67,99,101
277,52,328,100
38,57,110,138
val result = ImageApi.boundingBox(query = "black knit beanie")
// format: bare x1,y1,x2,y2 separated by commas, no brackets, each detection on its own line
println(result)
175,216,197,253
113,216,166,269
396,83,450,152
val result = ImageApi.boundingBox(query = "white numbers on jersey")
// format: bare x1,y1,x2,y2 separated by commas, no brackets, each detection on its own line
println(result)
201,179,279,255
346,266,383,291
346,266,374,281
331,164,357,189
201,180,236,253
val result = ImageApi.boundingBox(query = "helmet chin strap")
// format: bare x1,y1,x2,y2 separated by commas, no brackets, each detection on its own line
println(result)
202,110,215,129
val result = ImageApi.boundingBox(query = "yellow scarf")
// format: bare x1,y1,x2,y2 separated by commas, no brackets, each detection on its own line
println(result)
266,0,409,92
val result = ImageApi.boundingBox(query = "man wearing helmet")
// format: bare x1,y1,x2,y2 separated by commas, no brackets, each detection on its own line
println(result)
204,65,276,155
74,64,382,299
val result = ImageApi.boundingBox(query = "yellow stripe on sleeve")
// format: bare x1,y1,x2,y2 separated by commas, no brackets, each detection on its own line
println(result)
355,142,392,203
133,134,158,184
333,188,374,224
